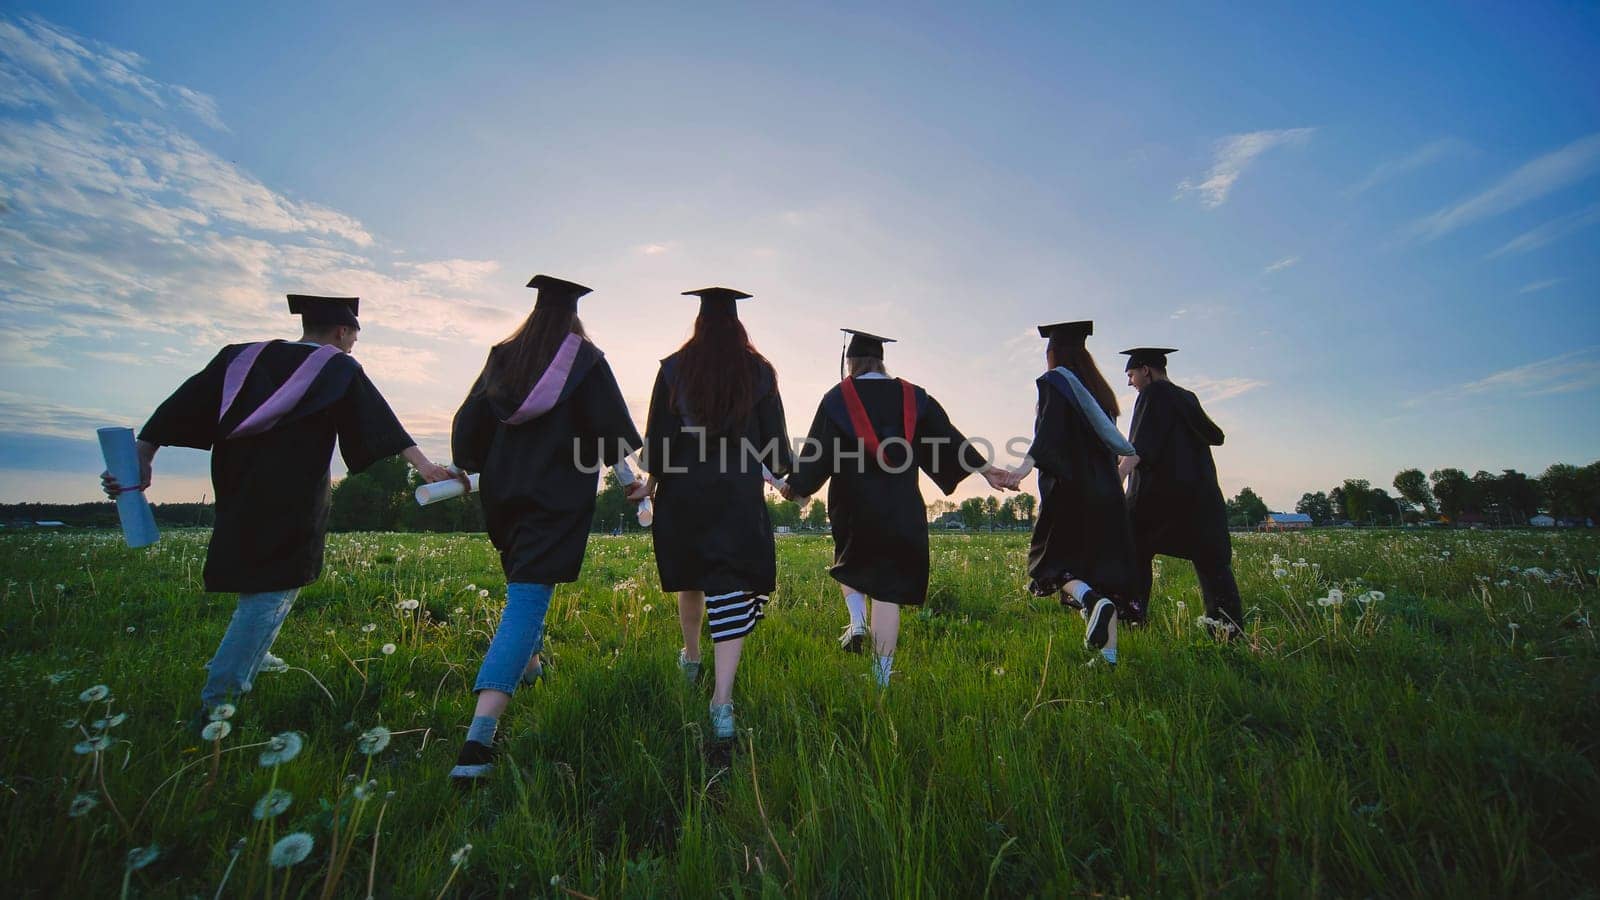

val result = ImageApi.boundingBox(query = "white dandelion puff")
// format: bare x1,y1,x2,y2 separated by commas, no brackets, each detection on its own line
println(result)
991,666,1005,676
478,589,491,599
74,735,112,754
356,725,392,755
269,833,314,868
125,845,159,870
259,732,304,767
1273,568,1289,578
361,623,377,633
67,793,99,817
466,583,477,592
643,603,655,613
62,718,80,729
209,703,236,721
252,789,292,820
201,720,232,742
78,685,109,703
451,843,473,866
397,599,420,611
381,643,397,655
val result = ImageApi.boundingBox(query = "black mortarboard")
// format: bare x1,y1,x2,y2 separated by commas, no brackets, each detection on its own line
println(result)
288,295,359,328
842,328,895,360
527,274,592,311
683,286,753,317
1036,320,1093,345
1121,347,1177,370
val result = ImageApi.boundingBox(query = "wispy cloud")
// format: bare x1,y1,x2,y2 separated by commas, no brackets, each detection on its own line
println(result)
1518,278,1563,295
1410,133,1600,241
1348,138,1468,195
1263,255,1300,274
0,390,141,438
1185,376,1267,405
1175,128,1315,209
0,15,521,365
1487,203,1600,258
1406,347,1600,407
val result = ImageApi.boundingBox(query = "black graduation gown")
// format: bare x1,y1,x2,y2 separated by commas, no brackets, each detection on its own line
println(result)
451,341,641,584
138,341,414,593
786,377,985,606
641,353,793,596
1126,380,1231,568
1024,372,1139,609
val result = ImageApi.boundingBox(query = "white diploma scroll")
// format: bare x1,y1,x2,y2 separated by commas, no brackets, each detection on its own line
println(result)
415,472,479,506
613,460,653,526
96,427,159,548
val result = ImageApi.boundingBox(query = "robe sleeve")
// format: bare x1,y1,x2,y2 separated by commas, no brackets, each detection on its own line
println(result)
1025,381,1074,481
639,366,675,476
1131,389,1177,472
573,358,643,467
334,370,415,474
916,395,986,495
450,361,495,473
754,382,794,479
1185,393,1226,446
785,401,837,497
137,348,232,450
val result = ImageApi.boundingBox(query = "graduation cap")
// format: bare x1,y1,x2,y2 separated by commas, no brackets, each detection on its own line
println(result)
841,328,895,360
683,286,753,318
527,274,593,311
1036,320,1093,346
1121,347,1177,370
288,295,359,328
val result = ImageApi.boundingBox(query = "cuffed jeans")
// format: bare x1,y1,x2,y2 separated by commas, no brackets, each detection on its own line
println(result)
473,582,554,694
201,588,299,709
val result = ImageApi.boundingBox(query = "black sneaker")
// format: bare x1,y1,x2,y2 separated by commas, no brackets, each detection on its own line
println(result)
448,740,496,787
1084,596,1115,650
838,623,868,653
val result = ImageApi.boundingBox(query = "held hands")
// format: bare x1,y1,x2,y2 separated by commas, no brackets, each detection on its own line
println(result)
778,482,803,503
415,460,464,486
1117,454,1140,481
625,481,651,503
982,467,1023,492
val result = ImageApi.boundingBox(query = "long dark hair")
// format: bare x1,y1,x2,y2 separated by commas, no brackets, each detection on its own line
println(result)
1047,339,1119,420
488,307,586,404
672,314,774,435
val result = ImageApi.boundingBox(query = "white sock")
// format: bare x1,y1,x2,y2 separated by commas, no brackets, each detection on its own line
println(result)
875,654,893,684
845,593,867,627
1069,582,1093,603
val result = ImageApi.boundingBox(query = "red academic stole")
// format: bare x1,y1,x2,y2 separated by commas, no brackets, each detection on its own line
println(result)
837,377,917,458
218,341,343,440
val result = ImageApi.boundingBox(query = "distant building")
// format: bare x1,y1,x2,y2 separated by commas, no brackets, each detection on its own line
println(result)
1529,514,1555,527
1262,512,1312,531
34,520,66,528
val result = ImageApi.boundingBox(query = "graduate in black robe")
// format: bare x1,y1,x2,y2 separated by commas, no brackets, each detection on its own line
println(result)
445,275,645,784
784,329,1012,686
103,295,457,723
640,287,792,742
1120,347,1242,632
1011,321,1141,666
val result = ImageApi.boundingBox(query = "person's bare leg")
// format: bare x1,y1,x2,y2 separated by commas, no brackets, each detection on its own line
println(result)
870,600,900,657
473,688,511,720
711,637,743,706
678,590,704,661
522,652,542,680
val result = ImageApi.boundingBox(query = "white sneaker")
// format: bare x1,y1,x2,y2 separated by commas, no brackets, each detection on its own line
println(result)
678,648,702,684
259,652,288,673
839,623,869,653
708,702,735,740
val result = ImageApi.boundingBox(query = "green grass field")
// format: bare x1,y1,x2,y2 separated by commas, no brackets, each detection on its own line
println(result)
1,528,1596,897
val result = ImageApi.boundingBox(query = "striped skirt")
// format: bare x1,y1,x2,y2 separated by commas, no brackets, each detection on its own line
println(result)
706,590,767,643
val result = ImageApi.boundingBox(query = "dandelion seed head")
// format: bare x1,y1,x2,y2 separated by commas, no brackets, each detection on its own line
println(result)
550,874,562,886
478,589,490,599
381,643,397,655
252,788,292,820
991,666,1005,676
361,623,377,633
125,845,159,871
356,725,391,755
643,604,654,613
209,703,236,721
397,599,420,611
78,684,109,703
62,717,79,729
269,832,314,868
451,843,473,866
258,731,304,767
67,793,98,817
201,720,232,741
73,735,112,754
125,626,135,634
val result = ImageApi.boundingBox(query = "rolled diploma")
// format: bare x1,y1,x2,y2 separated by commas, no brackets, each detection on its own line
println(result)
762,465,788,492
96,427,159,548
613,460,652,526
415,472,479,506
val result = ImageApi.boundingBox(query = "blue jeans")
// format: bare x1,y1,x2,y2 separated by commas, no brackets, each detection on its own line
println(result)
473,582,554,694
201,588,299,709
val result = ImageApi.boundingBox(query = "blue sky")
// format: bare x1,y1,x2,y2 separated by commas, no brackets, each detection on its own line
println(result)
1,2,1596,509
